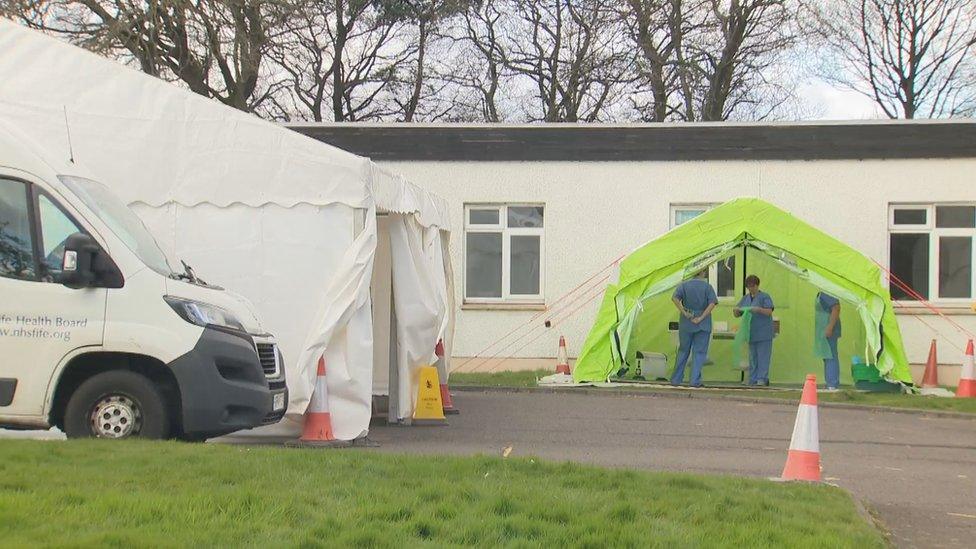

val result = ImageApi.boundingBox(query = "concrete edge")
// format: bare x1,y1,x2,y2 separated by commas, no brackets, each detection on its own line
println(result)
450,385,976,420
850,496,894,546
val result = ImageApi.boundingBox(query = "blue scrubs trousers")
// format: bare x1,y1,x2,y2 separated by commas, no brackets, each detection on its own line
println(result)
748,340,773,384
823,337,840,388
672,330,710,386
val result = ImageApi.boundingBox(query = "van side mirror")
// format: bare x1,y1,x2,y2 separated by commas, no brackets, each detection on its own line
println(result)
59,233,123,289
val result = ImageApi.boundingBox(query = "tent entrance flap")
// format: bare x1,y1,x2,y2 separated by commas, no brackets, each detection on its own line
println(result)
575,198,911,386
619,247,874,385
615,241,742,367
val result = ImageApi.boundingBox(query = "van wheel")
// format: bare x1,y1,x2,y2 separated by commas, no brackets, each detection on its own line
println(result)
64,371,170,439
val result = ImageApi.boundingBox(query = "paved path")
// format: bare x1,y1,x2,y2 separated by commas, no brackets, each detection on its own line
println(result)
367,391,975,548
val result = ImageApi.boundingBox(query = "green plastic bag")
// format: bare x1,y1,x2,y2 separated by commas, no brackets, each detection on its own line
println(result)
733,308,753,368
813,300,833,360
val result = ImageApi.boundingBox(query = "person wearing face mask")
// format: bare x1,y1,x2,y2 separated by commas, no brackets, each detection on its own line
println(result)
733,275,775,386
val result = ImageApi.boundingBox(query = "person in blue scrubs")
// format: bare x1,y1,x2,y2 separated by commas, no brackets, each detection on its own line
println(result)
670,270,719,387
733,275,775,386
816,292,842,390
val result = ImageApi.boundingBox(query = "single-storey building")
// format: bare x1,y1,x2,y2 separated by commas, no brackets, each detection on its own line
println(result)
290,121,976,385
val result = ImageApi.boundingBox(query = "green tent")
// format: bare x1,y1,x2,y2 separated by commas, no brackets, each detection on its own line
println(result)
574,198,913,386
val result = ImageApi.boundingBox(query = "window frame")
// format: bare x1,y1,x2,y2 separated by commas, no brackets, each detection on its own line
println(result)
0,176,40,282
888,203,976,304
463,203,545,304
671,204,713,228
36,188,87,279
670,204,737,301
0,175,91,284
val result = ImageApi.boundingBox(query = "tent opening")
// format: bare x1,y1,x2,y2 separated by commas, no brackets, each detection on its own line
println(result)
574,198,912,387
613,240,874,386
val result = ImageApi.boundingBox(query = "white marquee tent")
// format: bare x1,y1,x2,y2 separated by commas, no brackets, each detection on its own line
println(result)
0,20,454,439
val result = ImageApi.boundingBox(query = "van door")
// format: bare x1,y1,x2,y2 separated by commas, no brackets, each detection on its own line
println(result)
0,176,106,418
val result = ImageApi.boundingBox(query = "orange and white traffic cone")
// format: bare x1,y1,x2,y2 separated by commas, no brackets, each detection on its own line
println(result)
921,339,939,388
436,340,460,415
956,340,976,398
555,336,571,375
781,374,821,482
289,356,349,448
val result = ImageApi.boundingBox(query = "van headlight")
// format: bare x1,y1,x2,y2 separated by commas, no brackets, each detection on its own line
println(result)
164,296,245,332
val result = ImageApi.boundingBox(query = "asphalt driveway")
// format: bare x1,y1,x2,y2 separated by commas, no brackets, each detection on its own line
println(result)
367,390,976,548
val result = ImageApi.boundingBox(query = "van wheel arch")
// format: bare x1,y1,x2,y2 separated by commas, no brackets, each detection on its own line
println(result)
50,352,182,436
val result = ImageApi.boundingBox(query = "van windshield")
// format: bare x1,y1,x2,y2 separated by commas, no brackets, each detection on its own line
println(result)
58,176,176,276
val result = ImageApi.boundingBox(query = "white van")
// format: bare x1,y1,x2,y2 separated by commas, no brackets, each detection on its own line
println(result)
0,128,287,440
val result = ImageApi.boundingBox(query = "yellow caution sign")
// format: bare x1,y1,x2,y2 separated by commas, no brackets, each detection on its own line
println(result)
412,366,447,425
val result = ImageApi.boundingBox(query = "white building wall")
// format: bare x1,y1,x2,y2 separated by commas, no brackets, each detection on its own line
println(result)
381,158,976,377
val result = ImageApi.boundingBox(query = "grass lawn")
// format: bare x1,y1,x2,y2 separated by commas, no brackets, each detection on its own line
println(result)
450,369,550,387
0,440,884,547
449,370,976,414
727,387,976,413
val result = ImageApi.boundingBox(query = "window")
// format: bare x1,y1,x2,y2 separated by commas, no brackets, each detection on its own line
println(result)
38,193,84,277
671,205,736,298
59,176,174,276
889,204,976,301
464,204,544,302
0,178,36,280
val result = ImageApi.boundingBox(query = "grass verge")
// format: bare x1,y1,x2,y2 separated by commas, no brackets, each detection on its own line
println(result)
0,440,885,547
450,369,550,388
449,371,976,414
723,387,976,413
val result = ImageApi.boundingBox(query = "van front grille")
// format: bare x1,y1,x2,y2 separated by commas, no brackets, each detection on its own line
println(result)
256,343,278,378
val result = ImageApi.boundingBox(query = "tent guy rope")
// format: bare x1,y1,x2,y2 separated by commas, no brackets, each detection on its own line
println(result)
451,254,623,372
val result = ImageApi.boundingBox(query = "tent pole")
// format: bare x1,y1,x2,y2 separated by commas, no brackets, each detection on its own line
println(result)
742,242,748,296
740,242,748,384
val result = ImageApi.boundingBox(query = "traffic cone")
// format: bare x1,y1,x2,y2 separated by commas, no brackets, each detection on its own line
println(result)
957,340,976,398
288,356,349,448
781,375,821,482
921,339,939,388
555,336,571,375
436,340,459,415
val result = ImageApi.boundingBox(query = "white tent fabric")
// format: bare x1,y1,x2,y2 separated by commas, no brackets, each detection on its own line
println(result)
0,22,371,210
0,21,453,440
130,201,375,440
369,162,451,230
388,214,449,421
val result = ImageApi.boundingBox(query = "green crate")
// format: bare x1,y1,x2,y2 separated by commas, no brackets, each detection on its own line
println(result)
854,380,902,393
851,361,883,383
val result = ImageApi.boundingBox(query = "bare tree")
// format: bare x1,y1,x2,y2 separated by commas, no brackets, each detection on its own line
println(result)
697,0,797,121
13,0,294,112
623,0,672,121
623,0,707,121
267,0,410,121
623,0,798,122
379,0,474,121
502,0,633,122
6,0,810,122
448,0,508,121
808,0,976,118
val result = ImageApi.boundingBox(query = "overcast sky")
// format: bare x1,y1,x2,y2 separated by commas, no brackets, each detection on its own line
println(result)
799,79,885,120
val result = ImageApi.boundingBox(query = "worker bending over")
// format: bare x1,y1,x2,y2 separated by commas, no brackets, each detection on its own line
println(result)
734,275,775,386
670,269,718,387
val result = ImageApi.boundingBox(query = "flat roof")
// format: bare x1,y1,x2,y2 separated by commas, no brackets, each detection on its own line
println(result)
287,120,976,162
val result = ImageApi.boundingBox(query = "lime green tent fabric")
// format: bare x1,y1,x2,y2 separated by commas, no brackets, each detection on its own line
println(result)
574,198,912,385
